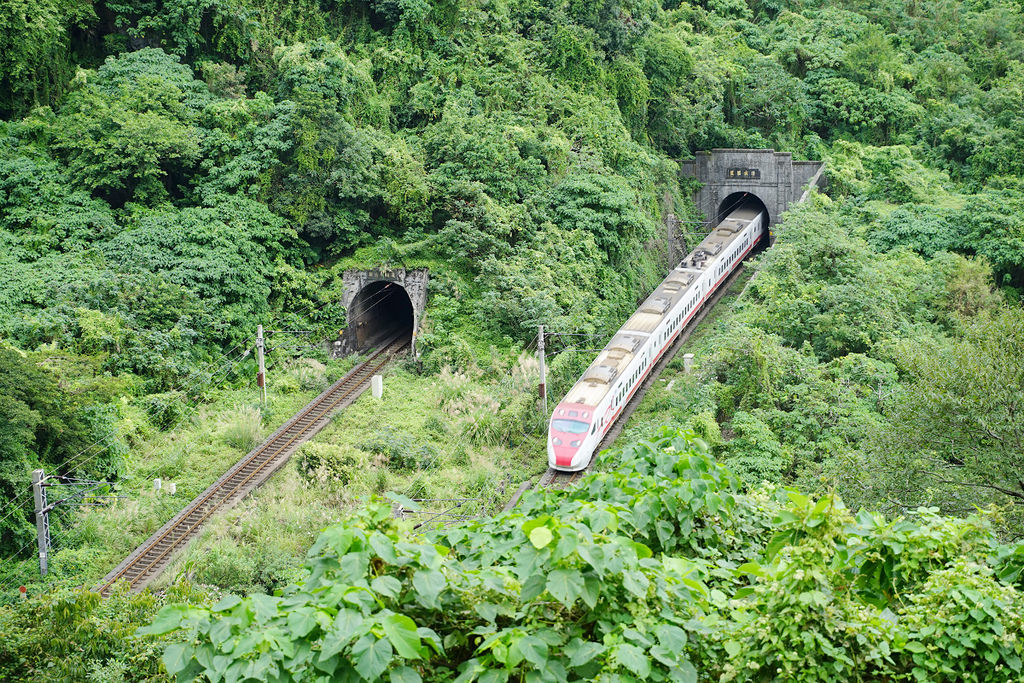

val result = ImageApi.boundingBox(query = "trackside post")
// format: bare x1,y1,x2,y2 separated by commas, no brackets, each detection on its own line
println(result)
538,325,547,418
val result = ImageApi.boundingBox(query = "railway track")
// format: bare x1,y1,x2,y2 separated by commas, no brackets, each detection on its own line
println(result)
96,332,410,596
531,263,748,494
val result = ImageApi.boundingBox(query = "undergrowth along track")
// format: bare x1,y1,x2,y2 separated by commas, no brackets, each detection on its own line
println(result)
532,264,748,494
96,332,410,596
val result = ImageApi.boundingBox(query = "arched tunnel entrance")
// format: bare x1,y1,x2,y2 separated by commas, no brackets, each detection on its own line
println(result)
717,191,771,228
349,280,414,351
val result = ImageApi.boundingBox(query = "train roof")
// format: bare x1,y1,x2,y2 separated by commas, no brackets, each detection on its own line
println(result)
565,332,645,405
560,206,762,408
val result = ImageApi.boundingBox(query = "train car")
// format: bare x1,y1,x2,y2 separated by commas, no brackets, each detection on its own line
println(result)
548,201,766,471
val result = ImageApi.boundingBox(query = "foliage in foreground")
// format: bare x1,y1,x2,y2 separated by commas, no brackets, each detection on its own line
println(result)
144,430,1024,682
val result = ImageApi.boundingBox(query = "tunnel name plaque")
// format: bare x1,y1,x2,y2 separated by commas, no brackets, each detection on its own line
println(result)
726,167,760,180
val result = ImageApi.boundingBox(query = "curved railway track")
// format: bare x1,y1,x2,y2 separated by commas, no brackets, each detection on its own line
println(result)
97,332,410,595
533,263,749,494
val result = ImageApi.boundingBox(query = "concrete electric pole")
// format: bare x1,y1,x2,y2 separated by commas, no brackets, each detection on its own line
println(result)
538,325,547,418
256,324,267,407
31,469,49,577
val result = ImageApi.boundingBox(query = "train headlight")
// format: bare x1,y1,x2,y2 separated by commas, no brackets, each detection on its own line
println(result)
553,437,562,446
570,440,581,447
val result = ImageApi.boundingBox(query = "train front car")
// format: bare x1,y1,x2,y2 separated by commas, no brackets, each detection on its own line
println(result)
548,403,597,471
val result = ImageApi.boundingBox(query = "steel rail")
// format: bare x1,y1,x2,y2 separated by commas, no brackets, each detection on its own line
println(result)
96,333,409,595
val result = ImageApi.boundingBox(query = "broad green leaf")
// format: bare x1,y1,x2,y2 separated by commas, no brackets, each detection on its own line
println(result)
580,575,600,609
630,541,653,559
391,666,423,683
319,609,363,661
787,491,809,508
521,516,553,535
353,635,393,681
369,532,399,564
412,568,445,608
546,569,584,607
455,659,486,683
479,670,509,683
735,562,764,578
553,528,579,560
723,640,742,658
250,593,280,622
577,543,604,571
381,613,424,660
675,658,698,683
521,573,547,601
372,575,402,598
623,570,649,598
138,605,200,636
614,643,650,678
162,643,190,676
385,491,422,511
212,595,242,612
656,624,688,652
515,634,548,667
529,527,553,549
650,644,677,667
474,602,499,622
286,607,318,638
565,638,604,667
534,627,562,646
811,496,831,516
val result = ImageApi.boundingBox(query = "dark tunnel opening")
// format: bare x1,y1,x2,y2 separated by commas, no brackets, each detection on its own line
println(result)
349,281,414,351
717,192,771,228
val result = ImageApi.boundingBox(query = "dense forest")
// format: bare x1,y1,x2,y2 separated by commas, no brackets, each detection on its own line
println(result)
1,0,1024,679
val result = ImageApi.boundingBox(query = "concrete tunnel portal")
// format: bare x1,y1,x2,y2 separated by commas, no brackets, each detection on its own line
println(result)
339,268,428,356
349,280,414,351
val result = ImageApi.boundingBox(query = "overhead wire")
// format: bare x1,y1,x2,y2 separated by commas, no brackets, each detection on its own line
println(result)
0,345,254,585
0,346,253,589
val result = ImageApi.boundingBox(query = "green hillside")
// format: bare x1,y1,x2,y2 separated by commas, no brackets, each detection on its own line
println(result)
1,0,1023,679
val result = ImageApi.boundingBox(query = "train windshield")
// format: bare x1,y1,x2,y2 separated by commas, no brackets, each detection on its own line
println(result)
552,419,588,434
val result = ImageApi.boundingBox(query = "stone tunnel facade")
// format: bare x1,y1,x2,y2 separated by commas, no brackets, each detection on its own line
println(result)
337,268,429,355
680,148,826,238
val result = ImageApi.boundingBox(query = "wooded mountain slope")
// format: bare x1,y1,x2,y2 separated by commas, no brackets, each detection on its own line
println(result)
2,0,1024,679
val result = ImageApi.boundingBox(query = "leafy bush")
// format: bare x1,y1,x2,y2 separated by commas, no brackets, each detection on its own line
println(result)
297,442,359,485
359,427,438,472
0,582,209,682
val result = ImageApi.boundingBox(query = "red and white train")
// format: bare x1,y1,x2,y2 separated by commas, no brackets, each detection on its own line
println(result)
548,201,767,471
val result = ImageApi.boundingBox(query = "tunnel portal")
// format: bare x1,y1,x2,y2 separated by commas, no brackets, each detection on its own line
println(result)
680,148,826,243
339,268,429,355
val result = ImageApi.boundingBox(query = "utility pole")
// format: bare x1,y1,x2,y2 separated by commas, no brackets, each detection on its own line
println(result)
256,324,267,407
31,470,49,577
538,325,547,418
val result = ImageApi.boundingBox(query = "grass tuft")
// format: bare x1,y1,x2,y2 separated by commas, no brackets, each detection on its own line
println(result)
221,405,263,451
